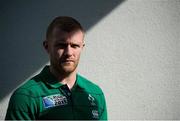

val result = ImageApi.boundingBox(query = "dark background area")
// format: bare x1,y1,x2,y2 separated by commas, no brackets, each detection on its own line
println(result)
0,0,125,101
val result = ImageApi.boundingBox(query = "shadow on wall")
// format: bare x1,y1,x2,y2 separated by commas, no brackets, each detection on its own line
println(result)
0,0,125,101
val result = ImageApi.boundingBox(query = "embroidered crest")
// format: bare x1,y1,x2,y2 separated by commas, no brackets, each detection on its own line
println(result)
88,94,96,106
43,94,68,108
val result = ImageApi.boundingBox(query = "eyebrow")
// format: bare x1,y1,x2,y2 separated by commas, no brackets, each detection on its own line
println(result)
55,41,82,45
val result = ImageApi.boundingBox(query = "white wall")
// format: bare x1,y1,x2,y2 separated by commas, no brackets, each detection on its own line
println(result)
79,0,180,119
1,0,180,120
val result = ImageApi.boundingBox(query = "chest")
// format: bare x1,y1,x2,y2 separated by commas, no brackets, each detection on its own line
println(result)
38,89,103,120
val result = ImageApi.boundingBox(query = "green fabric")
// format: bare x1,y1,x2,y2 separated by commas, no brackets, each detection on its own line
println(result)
5,66,107,120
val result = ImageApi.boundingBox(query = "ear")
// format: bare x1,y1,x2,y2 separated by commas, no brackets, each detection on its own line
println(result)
83,43,85,48
43,40,49,53
82,41,85,47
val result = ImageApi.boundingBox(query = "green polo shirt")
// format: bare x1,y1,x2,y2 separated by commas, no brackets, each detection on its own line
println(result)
5,66,107,120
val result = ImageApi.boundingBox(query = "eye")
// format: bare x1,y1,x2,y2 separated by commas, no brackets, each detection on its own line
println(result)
71,44,80,49
55,43,67,49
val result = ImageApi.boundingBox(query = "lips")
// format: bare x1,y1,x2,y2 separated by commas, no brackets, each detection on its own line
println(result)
61,59,74,63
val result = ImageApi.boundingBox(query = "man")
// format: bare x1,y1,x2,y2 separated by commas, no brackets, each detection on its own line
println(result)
5,16,107,120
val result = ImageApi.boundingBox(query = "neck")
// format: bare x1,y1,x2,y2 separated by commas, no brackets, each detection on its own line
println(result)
49,66,77,90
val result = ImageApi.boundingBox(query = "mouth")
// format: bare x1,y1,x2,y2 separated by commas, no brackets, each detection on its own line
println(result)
61,59,74,63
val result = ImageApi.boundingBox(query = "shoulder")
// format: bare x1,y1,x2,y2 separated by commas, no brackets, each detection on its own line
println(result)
6,78,42,118
8,75,44,110
13,74,44,98
77,74,104,95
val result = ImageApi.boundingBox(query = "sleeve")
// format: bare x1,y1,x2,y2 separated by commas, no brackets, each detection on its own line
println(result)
5,91,37,120
99,92,108,120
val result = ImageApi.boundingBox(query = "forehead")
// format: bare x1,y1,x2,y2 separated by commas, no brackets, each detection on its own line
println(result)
52,27,84,43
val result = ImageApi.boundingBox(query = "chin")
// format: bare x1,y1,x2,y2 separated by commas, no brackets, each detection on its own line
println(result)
62,67,76,73
57,63,78,74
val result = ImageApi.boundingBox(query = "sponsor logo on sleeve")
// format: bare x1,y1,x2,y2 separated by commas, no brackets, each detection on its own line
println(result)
92,110,99,119
43,94,68,108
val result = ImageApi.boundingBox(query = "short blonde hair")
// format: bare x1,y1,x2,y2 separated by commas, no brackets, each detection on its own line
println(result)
46,16,84,40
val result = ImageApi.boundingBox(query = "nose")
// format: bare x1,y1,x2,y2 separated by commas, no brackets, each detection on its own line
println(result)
64,45,73,56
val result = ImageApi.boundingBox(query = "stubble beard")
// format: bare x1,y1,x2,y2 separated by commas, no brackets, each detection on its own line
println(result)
60,61,78,74
51,59,79,77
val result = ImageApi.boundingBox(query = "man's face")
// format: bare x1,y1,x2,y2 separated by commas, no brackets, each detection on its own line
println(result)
44,28,84,74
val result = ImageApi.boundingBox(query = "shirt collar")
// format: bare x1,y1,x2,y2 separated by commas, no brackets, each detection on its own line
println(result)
75,74,86,89
40,65,85,89
40,66,63,88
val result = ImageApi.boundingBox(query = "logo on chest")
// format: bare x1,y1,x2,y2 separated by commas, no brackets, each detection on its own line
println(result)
88,94,96,106
43,94,68,108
